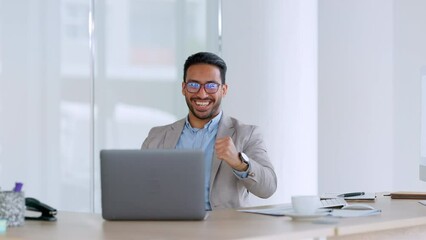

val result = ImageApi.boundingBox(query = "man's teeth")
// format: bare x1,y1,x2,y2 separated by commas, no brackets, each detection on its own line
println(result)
195,101,209,106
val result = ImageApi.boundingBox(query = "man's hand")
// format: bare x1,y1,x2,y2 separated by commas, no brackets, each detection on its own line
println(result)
215,137,247,171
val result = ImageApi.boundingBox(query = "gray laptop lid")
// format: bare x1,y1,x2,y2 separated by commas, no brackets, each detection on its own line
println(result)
100,149,206,220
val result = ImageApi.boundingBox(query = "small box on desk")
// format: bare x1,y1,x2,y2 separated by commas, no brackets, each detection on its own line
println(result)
0,191,25,226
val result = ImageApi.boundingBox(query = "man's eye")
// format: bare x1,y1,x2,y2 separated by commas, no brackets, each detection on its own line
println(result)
188,83,200,88
206,83,218,89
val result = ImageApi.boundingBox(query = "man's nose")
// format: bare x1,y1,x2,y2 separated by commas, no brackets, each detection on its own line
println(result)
196,86,209,97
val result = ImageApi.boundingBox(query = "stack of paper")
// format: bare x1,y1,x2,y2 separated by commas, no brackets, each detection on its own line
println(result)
238,204,293,216
238,204,381,218
331,209,381,218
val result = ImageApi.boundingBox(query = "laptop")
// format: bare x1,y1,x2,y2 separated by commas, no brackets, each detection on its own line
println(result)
100,149,207,220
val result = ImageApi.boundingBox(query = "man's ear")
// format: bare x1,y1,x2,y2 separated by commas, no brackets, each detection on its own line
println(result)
222,84,228,96
181,82,186,96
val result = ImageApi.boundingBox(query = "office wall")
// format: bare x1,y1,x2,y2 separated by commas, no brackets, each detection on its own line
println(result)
318,0,426,193
4,0,425,213
3,0,314,211
393,0,426,190
221,0,318,205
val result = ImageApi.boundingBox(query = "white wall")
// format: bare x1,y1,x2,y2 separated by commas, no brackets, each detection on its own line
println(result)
393,0,426,191
318,0,426,193
222,0,318,205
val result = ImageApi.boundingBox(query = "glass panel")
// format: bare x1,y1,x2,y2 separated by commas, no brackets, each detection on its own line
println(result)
106,0,177,80
0,0,91,212
93,0,210,212
0,0,213,213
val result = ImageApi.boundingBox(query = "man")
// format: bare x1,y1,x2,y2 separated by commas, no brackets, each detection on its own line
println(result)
142,52,277,210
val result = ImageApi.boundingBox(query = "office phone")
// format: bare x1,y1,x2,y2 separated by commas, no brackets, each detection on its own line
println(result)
25,197,57,221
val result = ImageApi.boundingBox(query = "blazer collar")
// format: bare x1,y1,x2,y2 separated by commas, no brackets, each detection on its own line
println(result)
216,114,235,138
165,113,232,149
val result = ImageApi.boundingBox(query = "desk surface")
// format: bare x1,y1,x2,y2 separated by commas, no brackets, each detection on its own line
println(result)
3,210,334,240
3,194,426,240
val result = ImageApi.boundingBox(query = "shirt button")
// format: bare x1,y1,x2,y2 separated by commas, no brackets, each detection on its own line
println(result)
249,172,255,177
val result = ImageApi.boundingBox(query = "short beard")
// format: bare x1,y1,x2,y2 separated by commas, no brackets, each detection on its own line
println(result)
185,97,222,121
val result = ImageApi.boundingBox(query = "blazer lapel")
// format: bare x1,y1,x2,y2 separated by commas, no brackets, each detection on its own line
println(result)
163,118,185,149
210,115,235,190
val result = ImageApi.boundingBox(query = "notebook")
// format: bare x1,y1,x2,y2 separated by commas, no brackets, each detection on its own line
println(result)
320,192,376,201
100,149,207,220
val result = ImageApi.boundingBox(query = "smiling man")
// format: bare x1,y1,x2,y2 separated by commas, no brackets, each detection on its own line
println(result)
142,52,277,210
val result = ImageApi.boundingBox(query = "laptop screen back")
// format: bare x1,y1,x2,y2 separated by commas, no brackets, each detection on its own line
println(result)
100,149,206,220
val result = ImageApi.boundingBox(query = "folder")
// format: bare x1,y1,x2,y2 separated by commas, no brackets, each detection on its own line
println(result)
390,191,426,200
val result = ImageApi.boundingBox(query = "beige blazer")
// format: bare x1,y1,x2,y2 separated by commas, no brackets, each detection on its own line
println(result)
142,114,277,209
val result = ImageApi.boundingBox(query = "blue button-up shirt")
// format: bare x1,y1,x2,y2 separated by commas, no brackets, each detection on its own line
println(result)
176,112,222,210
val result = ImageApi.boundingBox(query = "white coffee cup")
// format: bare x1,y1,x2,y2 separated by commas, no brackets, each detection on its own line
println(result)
291,195,321,214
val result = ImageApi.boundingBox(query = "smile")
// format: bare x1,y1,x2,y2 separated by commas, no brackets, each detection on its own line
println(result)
195,100,210,106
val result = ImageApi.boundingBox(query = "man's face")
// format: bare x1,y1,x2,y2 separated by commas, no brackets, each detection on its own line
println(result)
182,64,228,122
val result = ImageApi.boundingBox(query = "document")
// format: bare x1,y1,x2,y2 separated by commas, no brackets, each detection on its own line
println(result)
330,209,381,218
238,204,293,216
239,203,381,218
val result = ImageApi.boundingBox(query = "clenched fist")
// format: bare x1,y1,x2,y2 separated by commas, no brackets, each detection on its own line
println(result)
215,136,247,171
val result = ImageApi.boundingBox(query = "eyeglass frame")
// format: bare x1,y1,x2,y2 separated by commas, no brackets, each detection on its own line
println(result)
184,81,222,94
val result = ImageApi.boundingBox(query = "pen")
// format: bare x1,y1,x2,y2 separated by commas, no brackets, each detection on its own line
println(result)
337,192,365,198
13,182,23,192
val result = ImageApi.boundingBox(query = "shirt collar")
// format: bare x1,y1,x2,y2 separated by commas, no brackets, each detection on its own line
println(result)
185,111,223,133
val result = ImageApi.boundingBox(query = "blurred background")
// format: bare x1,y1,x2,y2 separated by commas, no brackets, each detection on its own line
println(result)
0,0,425,213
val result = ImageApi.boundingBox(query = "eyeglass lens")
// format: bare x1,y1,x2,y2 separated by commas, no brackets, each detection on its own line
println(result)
186,82,220,93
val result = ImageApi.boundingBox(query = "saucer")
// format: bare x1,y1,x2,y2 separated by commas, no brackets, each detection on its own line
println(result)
283,209,331,221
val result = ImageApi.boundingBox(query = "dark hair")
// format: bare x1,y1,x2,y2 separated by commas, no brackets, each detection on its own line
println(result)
183,52,227,84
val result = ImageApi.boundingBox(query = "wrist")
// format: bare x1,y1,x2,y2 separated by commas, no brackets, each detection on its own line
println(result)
235,152,249,171
235,162,249,171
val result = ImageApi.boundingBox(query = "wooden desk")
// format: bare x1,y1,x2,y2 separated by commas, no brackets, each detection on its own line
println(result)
2,195,426,239
329,194,426,239
2,210,334,240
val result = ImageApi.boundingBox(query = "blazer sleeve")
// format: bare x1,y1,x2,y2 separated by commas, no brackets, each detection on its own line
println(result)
236,125,277,199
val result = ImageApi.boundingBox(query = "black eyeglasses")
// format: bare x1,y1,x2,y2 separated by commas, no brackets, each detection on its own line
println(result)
185,81,221,94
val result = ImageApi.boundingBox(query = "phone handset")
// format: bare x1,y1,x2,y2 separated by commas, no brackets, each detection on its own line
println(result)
25,197,57,221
